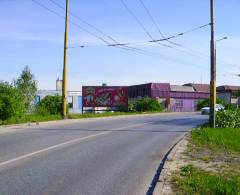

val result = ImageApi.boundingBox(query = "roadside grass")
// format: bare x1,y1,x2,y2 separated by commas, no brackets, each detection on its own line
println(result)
68,111,162,119
173,165,240,195
191,127,240,153
68,112,137,119
0,114,62,125
0,111,164,126
172,127,240,194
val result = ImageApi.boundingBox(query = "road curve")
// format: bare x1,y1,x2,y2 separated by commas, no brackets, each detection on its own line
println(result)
0,113,207,195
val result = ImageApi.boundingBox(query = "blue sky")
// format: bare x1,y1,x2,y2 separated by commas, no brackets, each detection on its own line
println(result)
0,0,240,90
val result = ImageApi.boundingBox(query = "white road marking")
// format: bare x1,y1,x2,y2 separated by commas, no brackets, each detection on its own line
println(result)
0,122,151,167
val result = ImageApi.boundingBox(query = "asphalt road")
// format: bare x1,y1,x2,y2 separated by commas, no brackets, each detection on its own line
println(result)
0,113,207,195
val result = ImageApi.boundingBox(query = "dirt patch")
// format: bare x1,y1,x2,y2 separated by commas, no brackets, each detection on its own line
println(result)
153,134,240,194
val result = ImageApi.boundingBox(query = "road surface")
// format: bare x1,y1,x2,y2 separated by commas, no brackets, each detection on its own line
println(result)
0,113,207,195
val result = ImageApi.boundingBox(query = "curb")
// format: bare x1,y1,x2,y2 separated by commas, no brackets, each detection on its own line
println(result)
152,132,189,195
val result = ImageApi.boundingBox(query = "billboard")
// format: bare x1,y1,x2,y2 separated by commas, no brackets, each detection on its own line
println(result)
82,86,128,107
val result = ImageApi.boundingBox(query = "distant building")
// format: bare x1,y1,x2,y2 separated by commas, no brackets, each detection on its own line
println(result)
35,80,82,113
217,85,240,106
128,83,209,112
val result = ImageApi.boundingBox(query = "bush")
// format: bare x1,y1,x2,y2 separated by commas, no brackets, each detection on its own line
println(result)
197,98,224,110
216,109,240,128
128,101,137,112
36,95,63,115
224,103,237,111
134,97,163,112
0,82,26,121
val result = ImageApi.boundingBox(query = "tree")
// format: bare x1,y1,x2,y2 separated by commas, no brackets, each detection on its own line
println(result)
0,82,26,121
14,66,37,111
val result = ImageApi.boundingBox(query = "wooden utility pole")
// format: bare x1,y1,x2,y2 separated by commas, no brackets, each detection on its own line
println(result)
210,0,216,128
62,0,69,119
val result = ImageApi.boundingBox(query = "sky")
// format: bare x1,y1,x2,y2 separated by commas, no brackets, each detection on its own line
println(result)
0,0,240,91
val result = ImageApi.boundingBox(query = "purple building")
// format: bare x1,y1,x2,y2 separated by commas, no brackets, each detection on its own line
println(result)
128,83,210,112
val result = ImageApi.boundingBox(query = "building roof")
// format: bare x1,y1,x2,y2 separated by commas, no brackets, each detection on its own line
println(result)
170,85,195,92
217,85,240,92
184,83,210,93
151,83,170,91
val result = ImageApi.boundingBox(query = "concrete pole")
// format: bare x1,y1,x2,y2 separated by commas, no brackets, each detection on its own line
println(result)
62,0,69,119
210,0,216,128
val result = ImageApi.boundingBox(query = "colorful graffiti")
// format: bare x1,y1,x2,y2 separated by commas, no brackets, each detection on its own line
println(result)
82,86,128,107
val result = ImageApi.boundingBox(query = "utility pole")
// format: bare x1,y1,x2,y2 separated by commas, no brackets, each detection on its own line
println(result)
210,0,216,128
62,0,69,119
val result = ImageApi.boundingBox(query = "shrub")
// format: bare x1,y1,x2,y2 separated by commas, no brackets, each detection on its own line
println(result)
36,95,63,115
197,98,224,110
134,97,163,112
0,82,26,121
128,101,137,112
216,110,240,128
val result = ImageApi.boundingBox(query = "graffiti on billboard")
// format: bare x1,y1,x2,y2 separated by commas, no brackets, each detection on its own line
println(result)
83,86,128,107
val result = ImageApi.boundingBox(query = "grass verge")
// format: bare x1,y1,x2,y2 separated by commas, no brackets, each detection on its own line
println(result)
172,127,240,194
0,114,62,125
68,111,153,119
0,111,163,126
191,127,240,153
174,165,240,194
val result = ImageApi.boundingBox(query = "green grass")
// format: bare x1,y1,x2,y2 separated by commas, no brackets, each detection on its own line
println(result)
68,111,146,119
174,165,240,195
191,128,240,153
173,128,240,194
0,114,62,125
0,111,163,126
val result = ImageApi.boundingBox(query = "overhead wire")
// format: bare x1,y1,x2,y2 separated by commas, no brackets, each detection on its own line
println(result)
47,0,155,54
120,0,214,61
120,0,172,48
136,0,213,60
31,0,217,72
31,0,160,56
47,0,212,61
119,0,237,74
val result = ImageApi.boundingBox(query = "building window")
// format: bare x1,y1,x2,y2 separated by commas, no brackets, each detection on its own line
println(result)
176,100,183,109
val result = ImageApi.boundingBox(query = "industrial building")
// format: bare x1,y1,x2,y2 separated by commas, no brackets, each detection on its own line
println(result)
128,83,210,112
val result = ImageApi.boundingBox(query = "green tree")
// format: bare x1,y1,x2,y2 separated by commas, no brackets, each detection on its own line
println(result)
14,66,37,111
37,95,63,115
0,82,26,121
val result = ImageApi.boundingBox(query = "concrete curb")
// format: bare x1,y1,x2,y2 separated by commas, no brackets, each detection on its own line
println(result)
152,133,189,195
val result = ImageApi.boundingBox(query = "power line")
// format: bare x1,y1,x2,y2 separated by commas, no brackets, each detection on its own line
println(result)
47,0,153,54
120,0,172,48
31,0,230,73
31,0,157,55
136,0,209,59
120,0,214,61
150,23,211,43
48,0,119,44
31,0,109,45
